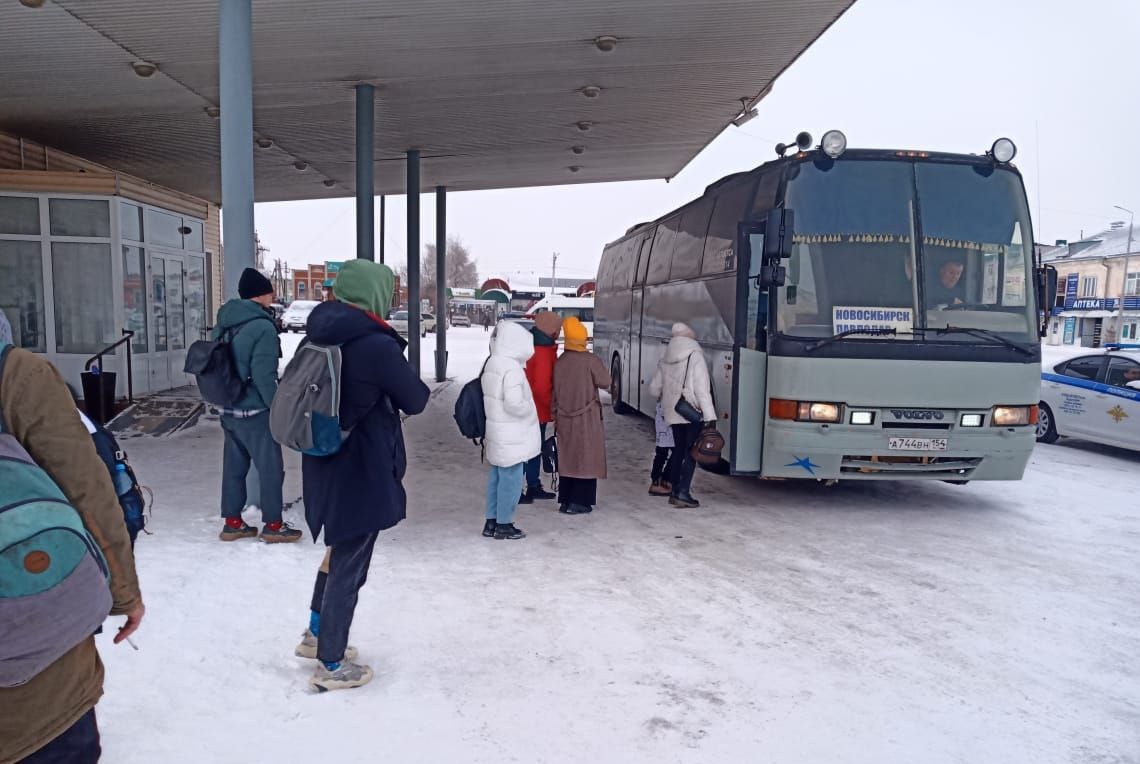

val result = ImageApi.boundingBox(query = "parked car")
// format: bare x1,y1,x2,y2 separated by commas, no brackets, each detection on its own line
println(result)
451,314,471,328
269,303,286,332
281,300,320,332
422,313,437,333
1038,348,1140,451
389,310,427,338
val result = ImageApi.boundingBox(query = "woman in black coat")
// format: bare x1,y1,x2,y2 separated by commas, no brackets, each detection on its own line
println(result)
295,259,430,692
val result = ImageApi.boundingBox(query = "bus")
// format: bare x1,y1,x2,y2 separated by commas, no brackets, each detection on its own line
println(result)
594,133,1054,481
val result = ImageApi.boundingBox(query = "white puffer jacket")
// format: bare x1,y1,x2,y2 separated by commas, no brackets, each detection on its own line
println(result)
649,335,716,426
481,321,541,467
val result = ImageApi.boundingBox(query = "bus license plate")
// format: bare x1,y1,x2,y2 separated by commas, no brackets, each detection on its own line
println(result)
888,437,947,452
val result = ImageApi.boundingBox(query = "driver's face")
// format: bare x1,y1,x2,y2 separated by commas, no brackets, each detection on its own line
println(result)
940,262,964,288
1124,368,1140,382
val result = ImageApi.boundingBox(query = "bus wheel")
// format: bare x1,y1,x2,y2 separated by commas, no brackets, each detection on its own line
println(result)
611,357,634,415
1036,402,1059,444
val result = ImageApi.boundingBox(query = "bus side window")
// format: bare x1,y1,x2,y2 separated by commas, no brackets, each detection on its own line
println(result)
646,218,679,285
703,179,753,275
635,227,656,286
670,198,713,281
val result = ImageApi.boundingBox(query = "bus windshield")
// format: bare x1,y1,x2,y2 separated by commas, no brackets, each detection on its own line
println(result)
779,159,1036,344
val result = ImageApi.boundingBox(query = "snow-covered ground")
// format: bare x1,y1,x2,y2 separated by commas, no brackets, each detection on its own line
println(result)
95,329,1140,763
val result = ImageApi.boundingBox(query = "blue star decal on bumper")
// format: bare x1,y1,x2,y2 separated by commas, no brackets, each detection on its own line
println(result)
785,456,822,476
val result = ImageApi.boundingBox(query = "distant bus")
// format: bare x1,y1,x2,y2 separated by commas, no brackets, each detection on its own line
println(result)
594,134,1053,481
526,295,595,339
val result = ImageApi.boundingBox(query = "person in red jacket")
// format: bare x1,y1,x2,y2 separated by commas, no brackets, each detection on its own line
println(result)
520,311,561,503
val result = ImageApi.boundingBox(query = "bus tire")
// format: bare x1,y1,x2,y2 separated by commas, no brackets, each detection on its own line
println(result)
611,356,634,415
1036,401,1059,444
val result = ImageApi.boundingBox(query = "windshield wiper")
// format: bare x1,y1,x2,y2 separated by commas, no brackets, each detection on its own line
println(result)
929,325,1035,356
805,326,899,353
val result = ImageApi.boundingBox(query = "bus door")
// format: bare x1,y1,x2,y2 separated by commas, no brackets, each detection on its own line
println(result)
630,235,651,411
731,215,788,474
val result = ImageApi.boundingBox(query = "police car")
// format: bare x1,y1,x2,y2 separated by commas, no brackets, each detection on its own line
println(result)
1038,347,1140,451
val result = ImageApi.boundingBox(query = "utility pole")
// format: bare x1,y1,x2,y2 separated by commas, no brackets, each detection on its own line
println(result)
1114,205,1134,343
551,252,559,296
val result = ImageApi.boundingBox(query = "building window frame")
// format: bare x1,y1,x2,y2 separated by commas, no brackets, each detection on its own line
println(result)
1080,275,1098,298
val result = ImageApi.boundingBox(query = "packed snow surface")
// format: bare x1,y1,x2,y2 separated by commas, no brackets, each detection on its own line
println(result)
94,328,1139,763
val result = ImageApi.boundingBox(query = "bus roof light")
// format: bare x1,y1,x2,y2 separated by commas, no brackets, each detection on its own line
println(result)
821,130,847,158
990,138,1017,163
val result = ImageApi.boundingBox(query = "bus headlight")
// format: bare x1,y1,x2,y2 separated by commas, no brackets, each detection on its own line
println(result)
991,137,1017,163
821,130,847,158
959,414,984,428
769,399,844,423
990,405,1037,427
850,410,875,425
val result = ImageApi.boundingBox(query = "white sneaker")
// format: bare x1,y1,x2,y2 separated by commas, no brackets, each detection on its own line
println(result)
294,630,357,661
310,660,373,692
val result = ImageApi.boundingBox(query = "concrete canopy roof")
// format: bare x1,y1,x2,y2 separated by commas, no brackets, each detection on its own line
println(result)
1,0,853,203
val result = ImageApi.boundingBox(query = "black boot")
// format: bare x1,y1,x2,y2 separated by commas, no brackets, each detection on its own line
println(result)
518,491,534,505
527,484,556,501
482,519,497,537
494,523,526,540
560,503,591,515
669,460,700,508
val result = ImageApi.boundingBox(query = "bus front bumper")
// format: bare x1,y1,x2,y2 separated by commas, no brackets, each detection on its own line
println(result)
761,421,1035,481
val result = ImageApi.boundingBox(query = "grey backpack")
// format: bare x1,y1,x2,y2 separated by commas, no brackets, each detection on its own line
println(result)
269,342,348,456
0,344,114,687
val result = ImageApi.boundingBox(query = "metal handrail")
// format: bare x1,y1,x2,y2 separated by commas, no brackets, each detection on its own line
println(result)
84,329,135,404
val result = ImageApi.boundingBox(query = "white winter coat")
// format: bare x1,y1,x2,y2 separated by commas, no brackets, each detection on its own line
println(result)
481,321,542,467
649,336,716,427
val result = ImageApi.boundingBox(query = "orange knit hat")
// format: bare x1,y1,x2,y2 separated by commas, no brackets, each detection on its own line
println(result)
562,316,588,352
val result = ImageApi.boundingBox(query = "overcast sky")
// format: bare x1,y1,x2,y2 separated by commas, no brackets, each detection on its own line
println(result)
254,0,1140,284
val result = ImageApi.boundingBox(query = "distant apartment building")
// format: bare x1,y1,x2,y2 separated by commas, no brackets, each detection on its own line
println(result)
1039,225,1140,347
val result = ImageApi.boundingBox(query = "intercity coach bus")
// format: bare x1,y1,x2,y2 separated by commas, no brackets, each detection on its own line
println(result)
594,132,1056,481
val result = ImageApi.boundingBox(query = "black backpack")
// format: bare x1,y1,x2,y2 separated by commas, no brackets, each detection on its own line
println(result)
86,417,148,546
453,359,489,444
184,316,271,406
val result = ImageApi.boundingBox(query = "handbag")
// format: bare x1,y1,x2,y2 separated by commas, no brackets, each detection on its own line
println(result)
690,425,726,466
673,354,703,424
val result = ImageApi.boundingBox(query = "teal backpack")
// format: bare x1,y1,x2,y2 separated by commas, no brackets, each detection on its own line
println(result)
0,343,113,687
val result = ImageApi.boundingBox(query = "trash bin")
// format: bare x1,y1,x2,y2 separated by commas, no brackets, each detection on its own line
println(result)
80,370,118,426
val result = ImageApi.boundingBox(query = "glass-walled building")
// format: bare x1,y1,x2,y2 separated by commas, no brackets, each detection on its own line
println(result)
0,134,222,397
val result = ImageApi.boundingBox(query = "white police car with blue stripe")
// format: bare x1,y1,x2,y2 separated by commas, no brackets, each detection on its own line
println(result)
1038,347,1140,451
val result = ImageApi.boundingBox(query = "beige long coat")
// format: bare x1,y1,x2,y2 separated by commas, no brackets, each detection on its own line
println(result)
552,350,612,479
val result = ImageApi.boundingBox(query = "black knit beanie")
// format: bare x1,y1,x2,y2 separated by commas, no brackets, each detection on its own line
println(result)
238,268,273,299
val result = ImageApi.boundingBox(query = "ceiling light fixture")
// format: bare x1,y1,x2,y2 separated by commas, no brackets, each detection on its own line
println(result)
293,161,309,171
571,145,586,155
593,35,618,53
131,61,158,78
205,106,220,119
581,85,602,98
255,138,273,149
576,121,593,132
18,0,47,8
568,166,582,173
322,179,336,188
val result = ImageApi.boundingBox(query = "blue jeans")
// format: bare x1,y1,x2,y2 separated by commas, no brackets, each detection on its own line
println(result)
19,709,100,763
523,423,548,489
486,463,524,524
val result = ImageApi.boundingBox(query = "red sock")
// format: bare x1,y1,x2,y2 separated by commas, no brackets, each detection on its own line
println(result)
264,521,282,532
225,517,244,529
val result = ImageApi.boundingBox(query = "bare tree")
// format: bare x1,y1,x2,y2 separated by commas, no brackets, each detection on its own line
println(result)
422,236,479,307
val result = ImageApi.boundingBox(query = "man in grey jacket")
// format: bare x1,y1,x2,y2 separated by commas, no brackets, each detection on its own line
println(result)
214,268,301,543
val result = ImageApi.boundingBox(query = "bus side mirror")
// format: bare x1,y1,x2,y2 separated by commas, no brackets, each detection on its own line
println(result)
758,264,786,288
1036,265,1057,337
763,209,794,261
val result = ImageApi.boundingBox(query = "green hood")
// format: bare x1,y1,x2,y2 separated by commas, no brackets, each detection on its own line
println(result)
333,259,394,317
